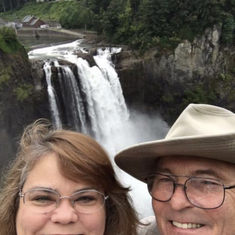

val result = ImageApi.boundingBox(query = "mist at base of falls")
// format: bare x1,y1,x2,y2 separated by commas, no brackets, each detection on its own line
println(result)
108,109,169,218
30,40,169,219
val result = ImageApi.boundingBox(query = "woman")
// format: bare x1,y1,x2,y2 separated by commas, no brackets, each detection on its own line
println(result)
0,119,139,235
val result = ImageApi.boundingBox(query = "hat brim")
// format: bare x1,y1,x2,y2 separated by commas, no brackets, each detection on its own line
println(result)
115,133,235,183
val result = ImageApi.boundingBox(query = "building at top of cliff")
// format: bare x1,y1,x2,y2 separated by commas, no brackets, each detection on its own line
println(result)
21,15,46,28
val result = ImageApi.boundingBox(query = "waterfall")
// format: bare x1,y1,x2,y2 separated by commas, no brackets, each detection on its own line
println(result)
43,61,62,129
29,40,169,218
54,61,88,133
38,45,130,155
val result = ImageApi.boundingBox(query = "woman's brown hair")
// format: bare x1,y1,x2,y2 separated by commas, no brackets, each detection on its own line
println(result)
0,119,139,235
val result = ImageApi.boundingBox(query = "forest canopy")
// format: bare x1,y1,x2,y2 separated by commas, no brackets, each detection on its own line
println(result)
1,0,235,50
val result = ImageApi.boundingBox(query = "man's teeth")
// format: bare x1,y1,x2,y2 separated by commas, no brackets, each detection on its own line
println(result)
172,221,203,229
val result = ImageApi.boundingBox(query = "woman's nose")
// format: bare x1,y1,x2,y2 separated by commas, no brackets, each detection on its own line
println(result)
50,199,78,224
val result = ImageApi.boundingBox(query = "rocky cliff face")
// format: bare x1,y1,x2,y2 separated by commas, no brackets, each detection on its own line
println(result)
115,25,235,124
0,50,50,169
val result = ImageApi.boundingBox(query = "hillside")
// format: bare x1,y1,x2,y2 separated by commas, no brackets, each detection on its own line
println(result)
0,1,75,21
1,0,235,51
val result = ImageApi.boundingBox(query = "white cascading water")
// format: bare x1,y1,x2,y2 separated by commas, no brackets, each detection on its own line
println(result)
29,40,169,218
43,61,62,129
54,60,88,133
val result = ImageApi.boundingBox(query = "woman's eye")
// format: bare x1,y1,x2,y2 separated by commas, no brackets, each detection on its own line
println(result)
74,196,96,204
33,196,54,202
29,195,56,206
77,196,94,201
26,189,59,206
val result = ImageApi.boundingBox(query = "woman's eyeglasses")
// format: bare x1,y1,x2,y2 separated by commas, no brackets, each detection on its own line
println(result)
19,188,109,214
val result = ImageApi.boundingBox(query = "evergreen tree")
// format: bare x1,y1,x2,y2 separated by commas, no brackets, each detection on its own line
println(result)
115,0,134,42
101,0,124,38
139,0,170,37
221,12,235,44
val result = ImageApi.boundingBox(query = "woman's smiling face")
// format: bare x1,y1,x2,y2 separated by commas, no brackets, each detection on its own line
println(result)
152,155,235,235
16,153,106,235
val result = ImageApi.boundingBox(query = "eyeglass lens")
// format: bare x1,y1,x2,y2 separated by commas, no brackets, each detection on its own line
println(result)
147,174,225,209
22,189,106,214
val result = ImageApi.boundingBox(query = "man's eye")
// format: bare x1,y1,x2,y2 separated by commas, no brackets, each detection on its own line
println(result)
190,179,222,193
199,180,220,186
160,177,171,181
157,177,172,183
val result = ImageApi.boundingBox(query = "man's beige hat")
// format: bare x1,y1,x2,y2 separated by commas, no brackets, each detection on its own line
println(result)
115,103,235,182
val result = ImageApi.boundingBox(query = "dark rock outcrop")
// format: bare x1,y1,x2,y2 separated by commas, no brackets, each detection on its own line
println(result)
114,25,235,124
0,50,50,170
74,53,98,67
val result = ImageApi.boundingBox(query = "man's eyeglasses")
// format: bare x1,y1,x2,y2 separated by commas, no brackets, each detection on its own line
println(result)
146,173,235,209
19,188,109,214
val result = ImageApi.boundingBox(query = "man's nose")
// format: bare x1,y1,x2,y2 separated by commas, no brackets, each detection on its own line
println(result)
168,183,193,211
50,199,78,224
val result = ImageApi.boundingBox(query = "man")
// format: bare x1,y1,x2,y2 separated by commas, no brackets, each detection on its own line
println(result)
115,103,235,235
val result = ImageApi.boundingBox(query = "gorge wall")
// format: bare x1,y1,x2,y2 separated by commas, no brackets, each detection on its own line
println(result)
115,25,235,124
0,49,50,169
1,25,235,168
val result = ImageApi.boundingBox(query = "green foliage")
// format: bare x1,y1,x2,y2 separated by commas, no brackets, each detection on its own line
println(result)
0,74,10,87
221,13,235,44
220,73,227,80
162,92,174,103
87,0,111,13
183,82,216,104
0,1,80,21
114,1,134,42
101,0,124,38
59,4,78,29
3,0,235,50
178,26,198,42
139,0,170,37
13,83,33,102
0,27,23,53
0,26,17,41
219,72,233,81
59,2,96,30
0,66,13,90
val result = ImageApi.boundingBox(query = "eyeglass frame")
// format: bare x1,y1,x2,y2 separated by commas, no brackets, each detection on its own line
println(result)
19,187,109,214
146,173,235,210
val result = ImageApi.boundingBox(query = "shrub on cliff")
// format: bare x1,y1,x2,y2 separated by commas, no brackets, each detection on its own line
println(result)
0,27,23,53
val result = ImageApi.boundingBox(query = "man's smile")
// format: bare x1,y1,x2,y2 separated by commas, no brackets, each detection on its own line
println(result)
172,221,204,229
